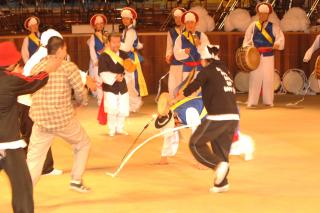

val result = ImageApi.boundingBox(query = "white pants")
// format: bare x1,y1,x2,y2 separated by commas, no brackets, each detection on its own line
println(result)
182,70,199,82
248,56,275,106
104,92,129,133
125,72,142,112
161,108,201,157
168,65,183,99
89,62,103,105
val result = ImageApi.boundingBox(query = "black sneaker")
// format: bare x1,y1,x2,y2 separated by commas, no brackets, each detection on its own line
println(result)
70,180,90,193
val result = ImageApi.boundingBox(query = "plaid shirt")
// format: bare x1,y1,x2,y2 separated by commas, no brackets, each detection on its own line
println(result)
30,56,86,131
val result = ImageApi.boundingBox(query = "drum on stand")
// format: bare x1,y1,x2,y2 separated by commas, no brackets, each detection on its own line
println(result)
234,71,250,92
235,46,260,72
274,70,281,92
308,71,320,93
282,68,307,94
314,56,320,79
234,69,281,93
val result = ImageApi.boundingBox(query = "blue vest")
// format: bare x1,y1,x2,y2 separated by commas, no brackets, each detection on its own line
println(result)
94,33,105,58
172,96,207,125
28,33,40,57
253,22,275,57
169,27,182,66
181,31,202,72
121,27,144,62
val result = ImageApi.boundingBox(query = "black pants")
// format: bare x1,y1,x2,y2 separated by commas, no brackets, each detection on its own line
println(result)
18,103,54,174
189,119,238,184
0,148,34,213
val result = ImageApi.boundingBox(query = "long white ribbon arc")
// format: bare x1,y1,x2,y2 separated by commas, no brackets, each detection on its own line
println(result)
106,124,193,178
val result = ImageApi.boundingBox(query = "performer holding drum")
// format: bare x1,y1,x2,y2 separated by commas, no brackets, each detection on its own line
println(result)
120,7,148,113
87,14,108,105
21,16,41,64
166,7,186,99
173,11,210,82
243,2,285,108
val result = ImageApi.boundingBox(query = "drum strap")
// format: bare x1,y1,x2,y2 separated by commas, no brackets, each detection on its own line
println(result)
255,21,274,45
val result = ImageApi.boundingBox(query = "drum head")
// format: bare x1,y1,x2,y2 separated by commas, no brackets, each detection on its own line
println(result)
309,71,320,93
283,69,306,94
273,70,281,91
234,71,250,92
246,47,260,71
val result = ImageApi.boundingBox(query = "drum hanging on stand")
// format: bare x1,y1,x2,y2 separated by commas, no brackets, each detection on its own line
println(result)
308,71,320,93
235,46,260,72
314,56,320,79
234,69,281,93
282,68,307,94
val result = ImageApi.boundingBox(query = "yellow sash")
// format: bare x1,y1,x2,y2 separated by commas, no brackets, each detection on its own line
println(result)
255,21,274,45
104,49,124,66
28,33,40,46
182,31,196,46
170,96,207,120
133,51,148,97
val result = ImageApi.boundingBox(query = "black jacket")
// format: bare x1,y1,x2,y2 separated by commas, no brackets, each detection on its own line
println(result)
183,60,239,116
0,70,49,143
98,50,129,95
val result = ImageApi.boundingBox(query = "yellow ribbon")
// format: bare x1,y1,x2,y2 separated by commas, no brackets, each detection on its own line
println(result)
28,33,40,46
133,51,148,97
255,21,274,45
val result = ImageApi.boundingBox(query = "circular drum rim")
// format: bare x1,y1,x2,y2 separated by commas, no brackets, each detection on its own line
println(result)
234,71,250,92
308,71,320,93
282,68,307,94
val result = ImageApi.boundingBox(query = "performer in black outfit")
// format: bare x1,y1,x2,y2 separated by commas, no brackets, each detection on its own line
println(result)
0,41,62,212
175,45,239,193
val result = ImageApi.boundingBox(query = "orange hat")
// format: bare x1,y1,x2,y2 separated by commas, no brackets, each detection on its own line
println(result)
256,2,273,14
24,16,40,30
0,41,21,67
181,11,199,24
90,14,107,26
121,7,138,20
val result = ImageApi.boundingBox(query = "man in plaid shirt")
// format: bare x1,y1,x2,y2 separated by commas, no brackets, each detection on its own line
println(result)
27,36,91,193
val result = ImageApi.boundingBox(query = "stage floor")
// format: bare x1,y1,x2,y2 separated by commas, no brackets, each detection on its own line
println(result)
1,94,320,213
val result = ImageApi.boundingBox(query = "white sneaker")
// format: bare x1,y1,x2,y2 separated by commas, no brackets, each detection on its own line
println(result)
214,162,229,185
109,131,115,137
244,152,254,161
43,169,63,176
116,130,128,135
210,184,230,193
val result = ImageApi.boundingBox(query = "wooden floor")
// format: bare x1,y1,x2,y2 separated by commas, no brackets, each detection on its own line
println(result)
1,94,320,213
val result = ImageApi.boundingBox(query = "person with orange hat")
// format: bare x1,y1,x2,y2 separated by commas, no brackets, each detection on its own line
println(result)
120,7,148,112
166,7,186,99
0,41,62,213
243,2,285,108
173,10,210,82
87,14,108,105
21,16,41,64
